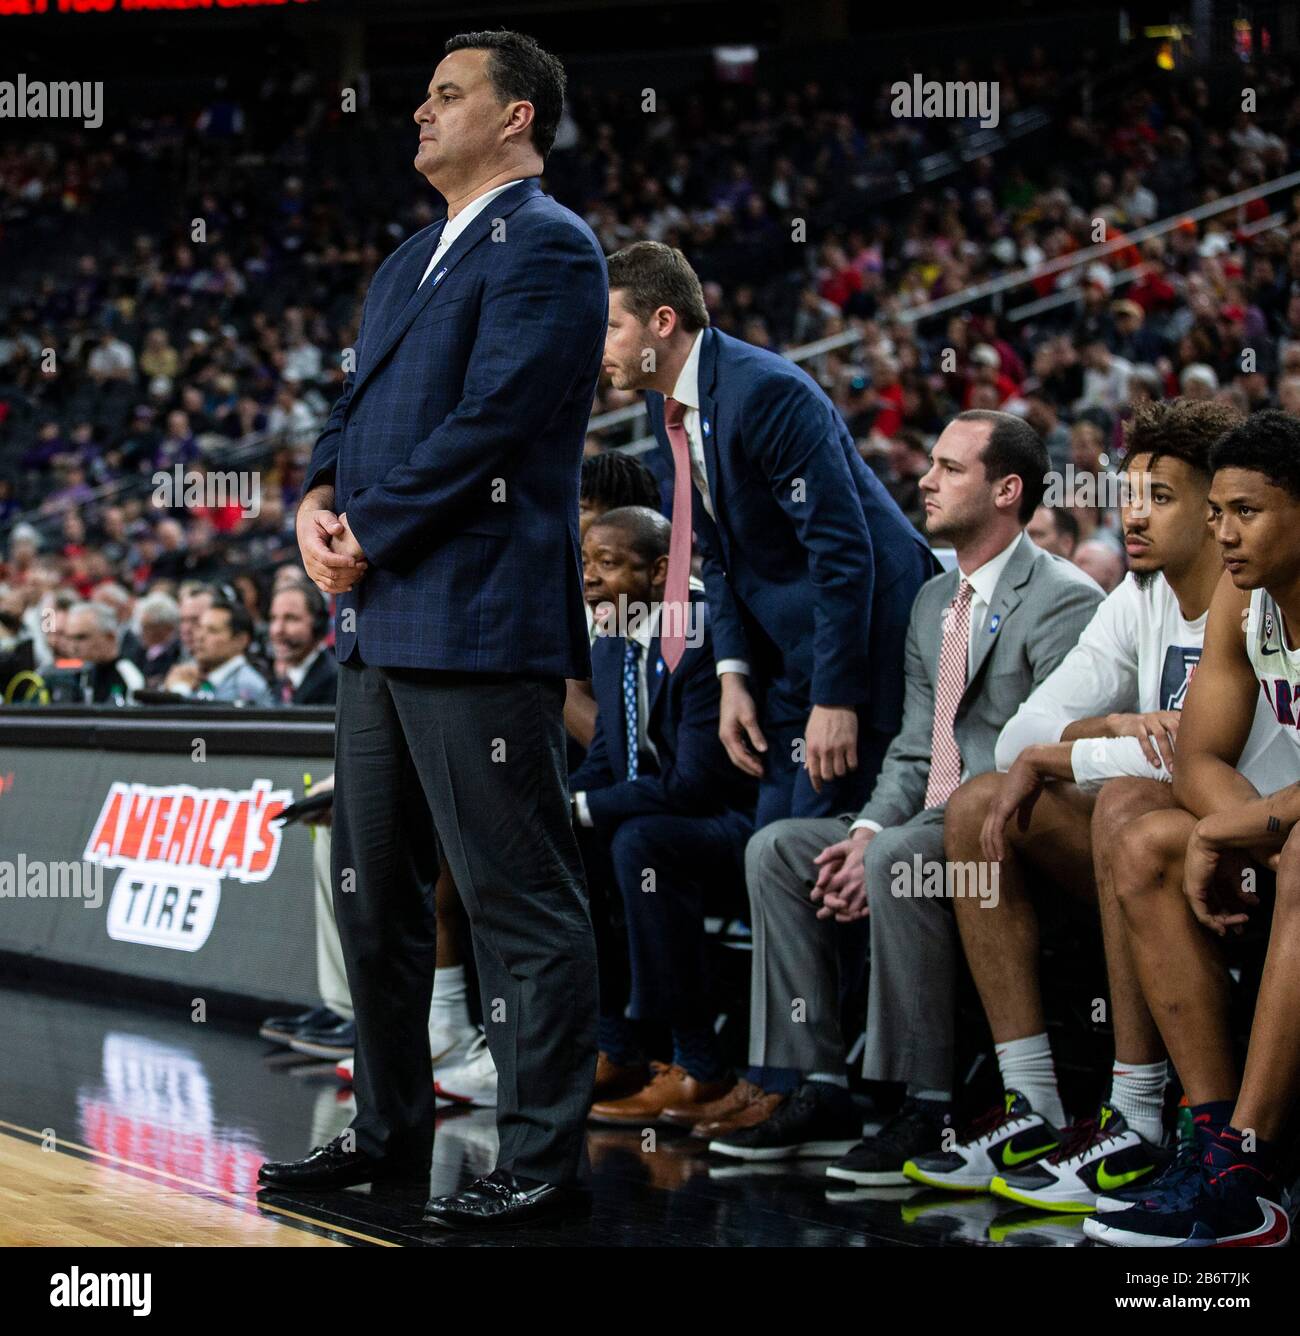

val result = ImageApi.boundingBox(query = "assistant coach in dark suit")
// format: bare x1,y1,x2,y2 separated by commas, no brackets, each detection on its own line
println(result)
567,507,757,1123
604,243,937,830
259,31,605,1229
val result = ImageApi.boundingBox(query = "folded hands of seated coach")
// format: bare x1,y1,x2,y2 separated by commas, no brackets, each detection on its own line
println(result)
297,483,369,595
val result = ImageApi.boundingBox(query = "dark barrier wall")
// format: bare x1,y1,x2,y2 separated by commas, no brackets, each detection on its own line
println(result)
0,707,333,1008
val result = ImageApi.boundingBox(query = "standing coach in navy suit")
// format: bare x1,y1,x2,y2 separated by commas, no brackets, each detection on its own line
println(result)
259,31,604,1230
603,242,937,828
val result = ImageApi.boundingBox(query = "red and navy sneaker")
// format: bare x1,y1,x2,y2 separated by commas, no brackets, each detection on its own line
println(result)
1084,1126,1291,1247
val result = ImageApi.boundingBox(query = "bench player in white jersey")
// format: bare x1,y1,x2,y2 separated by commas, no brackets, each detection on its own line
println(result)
1088,409,1300,1248
909,400,1281,1209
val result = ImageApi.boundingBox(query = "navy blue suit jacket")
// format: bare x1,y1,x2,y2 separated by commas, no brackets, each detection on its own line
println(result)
645,327,937,732
306,178,607,678
569,595,757,833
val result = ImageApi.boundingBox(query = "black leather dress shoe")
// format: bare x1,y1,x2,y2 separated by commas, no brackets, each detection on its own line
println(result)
259,1005,342,1046
258,1136,429,1190
287,1017,357,1060
421,1169,592,1229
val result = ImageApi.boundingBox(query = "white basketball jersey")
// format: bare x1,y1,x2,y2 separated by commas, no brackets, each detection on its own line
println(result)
1242,587,1300,790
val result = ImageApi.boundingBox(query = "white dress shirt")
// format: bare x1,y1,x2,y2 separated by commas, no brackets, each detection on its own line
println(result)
418,178,528,289
285,644,323,690
668,330,748,678
851,530,1026,834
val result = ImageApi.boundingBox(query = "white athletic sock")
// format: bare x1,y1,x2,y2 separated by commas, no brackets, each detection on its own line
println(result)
430,963,470,1031
1109,1059,1168,1146
995,1033,1065,1127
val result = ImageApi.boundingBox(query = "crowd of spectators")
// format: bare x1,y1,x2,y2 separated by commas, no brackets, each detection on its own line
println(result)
4,48,1300,700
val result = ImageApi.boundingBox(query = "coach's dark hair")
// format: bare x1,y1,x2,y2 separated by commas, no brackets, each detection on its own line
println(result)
1124,397,1241,477
607,241,711,334
581,450,661,512
444,29,566,161
207,598,254,643
957,409,1048,522
588,505,671,566
1209,409,1300,499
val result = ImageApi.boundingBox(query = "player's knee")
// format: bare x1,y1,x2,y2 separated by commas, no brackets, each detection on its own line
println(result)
1110,813,1177,916
1091,777,1170,851
943,771,999,856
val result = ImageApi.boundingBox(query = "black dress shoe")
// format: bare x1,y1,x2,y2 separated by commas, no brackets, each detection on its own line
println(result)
287,1018,357,1060
258,1136,429,1190
259,1005,343,1046
421,1169,592,1229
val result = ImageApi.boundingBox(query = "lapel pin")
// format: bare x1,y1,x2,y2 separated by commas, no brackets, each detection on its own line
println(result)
432,267,448,286
702,419,711,435
988,613,1001,633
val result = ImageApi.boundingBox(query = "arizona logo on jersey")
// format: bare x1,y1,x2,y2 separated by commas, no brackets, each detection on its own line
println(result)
1159,645,1201,711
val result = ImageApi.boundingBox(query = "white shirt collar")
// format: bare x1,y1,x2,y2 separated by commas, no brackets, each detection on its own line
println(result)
631,602,663,652
958,530,1025,607
286,644,322,689
668,331,704,411
439,178,528,251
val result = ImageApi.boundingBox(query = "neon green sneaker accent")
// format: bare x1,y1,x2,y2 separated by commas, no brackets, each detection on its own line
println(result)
999,1139,1057,1168
1094,1159,1152,1192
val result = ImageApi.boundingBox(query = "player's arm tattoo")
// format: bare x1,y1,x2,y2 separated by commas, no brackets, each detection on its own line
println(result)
1267,815,1281,833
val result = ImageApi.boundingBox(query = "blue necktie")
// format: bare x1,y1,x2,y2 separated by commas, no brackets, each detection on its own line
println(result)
623,641,641,780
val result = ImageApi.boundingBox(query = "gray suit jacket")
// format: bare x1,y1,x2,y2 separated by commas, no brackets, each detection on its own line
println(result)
857,534,1104,829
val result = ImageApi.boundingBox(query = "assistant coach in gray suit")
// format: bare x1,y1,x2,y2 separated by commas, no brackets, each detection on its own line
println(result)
260,32,605,1229
709,411,1104,1166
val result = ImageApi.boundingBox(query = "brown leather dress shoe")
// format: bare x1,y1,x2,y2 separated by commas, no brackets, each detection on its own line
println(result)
663,1077,760,1129
589,1061,732,1126
687,1080,783,1139
594,1051,650,1103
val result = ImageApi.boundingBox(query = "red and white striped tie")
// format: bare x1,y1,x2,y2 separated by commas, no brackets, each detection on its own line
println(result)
925,578,973,809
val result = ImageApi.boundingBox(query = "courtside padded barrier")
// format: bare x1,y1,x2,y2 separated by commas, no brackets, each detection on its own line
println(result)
0,706,333,1009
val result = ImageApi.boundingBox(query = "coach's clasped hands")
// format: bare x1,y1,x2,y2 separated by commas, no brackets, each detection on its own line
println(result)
298,488,369,596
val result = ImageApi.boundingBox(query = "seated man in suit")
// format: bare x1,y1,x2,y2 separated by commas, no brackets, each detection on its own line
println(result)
568,505,757,1125
713,411,1104,1163
268,580,339,706
163,599,273,705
